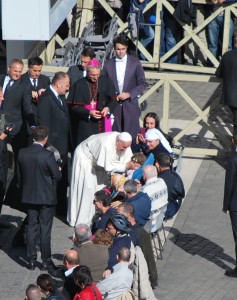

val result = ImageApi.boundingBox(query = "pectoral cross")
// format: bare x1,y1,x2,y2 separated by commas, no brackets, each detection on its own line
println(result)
91,99,95,109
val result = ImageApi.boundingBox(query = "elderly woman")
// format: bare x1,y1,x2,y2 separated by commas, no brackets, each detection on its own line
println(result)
67,58,117,147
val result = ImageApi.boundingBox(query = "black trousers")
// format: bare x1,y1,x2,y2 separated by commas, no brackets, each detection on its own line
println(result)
230,211,237,265
26,204,55,261
56,153,68,216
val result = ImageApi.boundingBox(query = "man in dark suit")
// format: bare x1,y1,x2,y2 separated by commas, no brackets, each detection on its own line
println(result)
103,35,147,139
38,72,71,216
216,36,237,132
67,47,95,86
17,126,61,270
223,131,237,277
0,58,36,161
0,86,13,231
21,56,50,127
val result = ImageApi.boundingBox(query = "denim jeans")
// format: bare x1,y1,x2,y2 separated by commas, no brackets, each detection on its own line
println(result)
207,13,234,61
140,26,155,60
160,10,178,64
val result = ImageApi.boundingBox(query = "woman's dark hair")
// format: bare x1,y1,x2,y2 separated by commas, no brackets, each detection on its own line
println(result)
37,274,55,293
143,112,160,129
73,265,93,288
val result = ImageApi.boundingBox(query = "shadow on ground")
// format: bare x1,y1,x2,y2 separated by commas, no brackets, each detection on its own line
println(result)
169,228,235,271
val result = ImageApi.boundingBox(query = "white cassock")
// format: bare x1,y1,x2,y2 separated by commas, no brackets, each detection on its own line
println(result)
67,132,133,226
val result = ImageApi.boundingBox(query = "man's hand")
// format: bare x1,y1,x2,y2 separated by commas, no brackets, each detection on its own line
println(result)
103,269,111,278
32,91,39,101
223,209,229,214
117,92,131,101
126,161,138,170
38,88,46,96
101,107,109,117
90,110,102,119
111,201,122,209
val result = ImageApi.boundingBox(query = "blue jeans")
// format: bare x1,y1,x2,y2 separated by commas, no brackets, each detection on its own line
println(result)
140,26,155,60
160,10,178,64
207,14,234,61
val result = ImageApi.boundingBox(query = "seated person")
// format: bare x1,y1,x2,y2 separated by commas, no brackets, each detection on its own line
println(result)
25,284,41,300
72,224,109,282
124,180,151,227
105,213,132,276
37,274,65,299
156,153,185,219
126,152,147,179
93,229,113,247
73,265,103,300
132,112,173,153
109,173,127,203
145,128,172,157
92,189,117,234
97,247,133,300
62,250,81,300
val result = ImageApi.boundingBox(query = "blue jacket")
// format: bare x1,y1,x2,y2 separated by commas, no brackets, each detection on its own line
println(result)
107,235,131,270
127,191,151,226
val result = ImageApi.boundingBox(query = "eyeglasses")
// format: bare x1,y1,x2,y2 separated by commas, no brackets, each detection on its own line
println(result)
131,157,138,163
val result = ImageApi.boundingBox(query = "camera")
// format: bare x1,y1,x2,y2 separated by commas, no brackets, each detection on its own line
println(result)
57,158,63,167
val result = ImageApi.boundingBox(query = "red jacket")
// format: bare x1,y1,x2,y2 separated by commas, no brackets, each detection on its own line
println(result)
73,283,103,300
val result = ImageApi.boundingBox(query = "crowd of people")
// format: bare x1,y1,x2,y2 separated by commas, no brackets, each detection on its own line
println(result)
0,32,186,300
103,0,237,66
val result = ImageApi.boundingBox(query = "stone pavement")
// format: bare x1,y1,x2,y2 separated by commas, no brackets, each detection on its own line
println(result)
0,73,235,299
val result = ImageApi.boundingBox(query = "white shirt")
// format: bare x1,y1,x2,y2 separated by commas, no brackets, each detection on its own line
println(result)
30,77,38,87
50,85,62,105
3,76,13,94
115,54,127,93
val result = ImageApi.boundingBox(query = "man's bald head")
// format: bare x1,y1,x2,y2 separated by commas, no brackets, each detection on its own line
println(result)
143,165,157,181
64,249,80,269
26,284,41,300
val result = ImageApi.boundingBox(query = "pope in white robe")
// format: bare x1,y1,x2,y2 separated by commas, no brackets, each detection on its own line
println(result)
68,131,133,226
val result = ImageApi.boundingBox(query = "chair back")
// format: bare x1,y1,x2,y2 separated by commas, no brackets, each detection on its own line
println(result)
117,289,135,300
150,204,167,233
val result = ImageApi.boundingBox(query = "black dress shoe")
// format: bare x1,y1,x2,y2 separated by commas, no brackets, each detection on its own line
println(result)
48,266,65,279
29,260,36,270
225,268,237,278
41,259,57,271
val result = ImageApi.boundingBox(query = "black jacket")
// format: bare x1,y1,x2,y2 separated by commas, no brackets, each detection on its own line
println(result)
17,143,61,205
38,87,71,155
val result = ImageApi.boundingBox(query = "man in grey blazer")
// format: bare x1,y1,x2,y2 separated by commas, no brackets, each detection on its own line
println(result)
103,35,147,139
17,126,61,270
67,47,95,86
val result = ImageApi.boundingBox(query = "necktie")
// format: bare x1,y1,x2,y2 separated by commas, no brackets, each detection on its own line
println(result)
32,79,37,91
4,79,13,95
57,95,63,106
